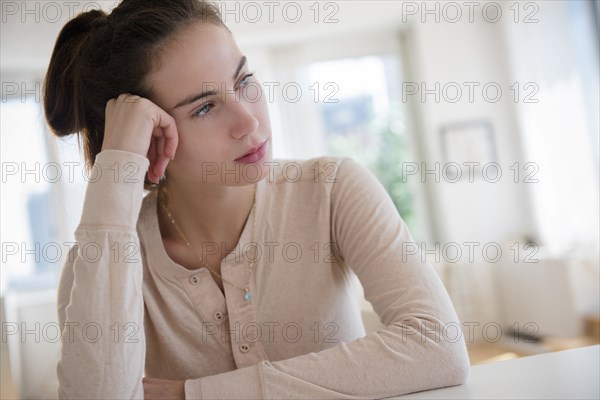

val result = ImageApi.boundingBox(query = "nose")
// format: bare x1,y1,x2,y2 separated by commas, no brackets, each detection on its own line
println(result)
228,95,259,139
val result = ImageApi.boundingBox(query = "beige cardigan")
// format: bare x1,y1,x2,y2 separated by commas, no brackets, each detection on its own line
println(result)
56,149,470,399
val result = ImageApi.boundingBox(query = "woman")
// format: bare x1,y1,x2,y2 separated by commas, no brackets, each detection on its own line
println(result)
44,0,470,398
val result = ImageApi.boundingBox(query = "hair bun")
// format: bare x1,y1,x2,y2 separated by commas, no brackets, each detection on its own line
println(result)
88,10,109,30
57,9,108,46
43,9,108,138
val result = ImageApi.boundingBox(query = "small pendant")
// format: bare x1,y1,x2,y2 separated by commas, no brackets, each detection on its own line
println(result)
244,288,251,301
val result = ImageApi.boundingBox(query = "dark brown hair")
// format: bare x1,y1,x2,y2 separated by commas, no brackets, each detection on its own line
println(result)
43,0,226,168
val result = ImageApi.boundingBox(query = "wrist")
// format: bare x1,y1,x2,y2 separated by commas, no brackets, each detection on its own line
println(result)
79,150,149,228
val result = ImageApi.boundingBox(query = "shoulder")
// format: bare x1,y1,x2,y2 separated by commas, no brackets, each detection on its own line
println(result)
266,155,358,186
263,156,377,206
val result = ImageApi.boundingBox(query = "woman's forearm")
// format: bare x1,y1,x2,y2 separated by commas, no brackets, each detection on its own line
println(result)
56,150,149,399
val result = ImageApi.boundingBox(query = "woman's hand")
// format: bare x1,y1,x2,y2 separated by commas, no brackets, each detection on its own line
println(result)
142,377,185,400
102,93,179,184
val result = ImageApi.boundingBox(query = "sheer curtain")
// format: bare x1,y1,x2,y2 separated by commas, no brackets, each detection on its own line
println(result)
502,0,600,256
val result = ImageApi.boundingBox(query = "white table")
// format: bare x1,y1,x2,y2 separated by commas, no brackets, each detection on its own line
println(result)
392,345,599,399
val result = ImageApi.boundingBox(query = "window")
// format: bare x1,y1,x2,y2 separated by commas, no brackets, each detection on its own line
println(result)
263,31,426,239
1,92,85,292
306,55,415,230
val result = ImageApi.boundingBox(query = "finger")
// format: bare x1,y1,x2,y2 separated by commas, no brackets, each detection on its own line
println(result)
149,126,162,182
119,93,140,104
154,134,167,179
154,109,178,160
147,137,158,184
116,92,133,103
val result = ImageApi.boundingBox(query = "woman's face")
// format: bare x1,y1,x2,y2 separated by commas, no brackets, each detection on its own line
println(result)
144,21,273,187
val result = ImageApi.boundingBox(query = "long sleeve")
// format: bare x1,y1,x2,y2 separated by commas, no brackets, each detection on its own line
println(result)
184,157,470,399
56,150,149,399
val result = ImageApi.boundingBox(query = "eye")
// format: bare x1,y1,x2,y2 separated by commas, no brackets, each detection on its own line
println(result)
239,72,255,87
191,102,214,118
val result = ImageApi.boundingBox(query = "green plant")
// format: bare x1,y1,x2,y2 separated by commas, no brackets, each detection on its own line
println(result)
326,106,415,230
370,109,414,229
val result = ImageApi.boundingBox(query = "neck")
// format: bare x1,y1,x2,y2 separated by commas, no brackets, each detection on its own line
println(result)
158,178,256,249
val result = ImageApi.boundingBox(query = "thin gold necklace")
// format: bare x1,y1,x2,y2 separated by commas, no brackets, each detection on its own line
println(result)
158,183,257,301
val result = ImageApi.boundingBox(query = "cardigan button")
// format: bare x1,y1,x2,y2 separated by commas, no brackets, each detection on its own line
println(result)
190,276,199,284
239,343,250,353
214,311,223,321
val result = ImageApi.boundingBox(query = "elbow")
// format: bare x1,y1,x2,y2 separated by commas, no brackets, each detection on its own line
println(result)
454,349,471,385
442,339,471,386
391,317,472,388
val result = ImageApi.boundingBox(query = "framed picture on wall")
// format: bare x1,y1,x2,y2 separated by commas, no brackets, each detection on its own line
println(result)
440,120,497,180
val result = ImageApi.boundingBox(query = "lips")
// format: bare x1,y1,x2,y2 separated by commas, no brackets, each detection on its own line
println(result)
236,139,267,161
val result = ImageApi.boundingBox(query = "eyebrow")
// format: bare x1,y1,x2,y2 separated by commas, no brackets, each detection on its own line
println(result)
172,56,248,110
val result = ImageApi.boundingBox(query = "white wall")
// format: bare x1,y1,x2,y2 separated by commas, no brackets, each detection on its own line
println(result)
403,6,534,246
